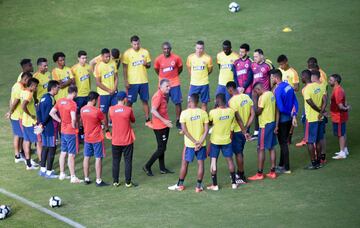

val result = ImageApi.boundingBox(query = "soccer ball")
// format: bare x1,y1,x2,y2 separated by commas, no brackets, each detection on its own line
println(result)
229,2,240,13
0,205,10,219
49,196,62,208
0,208,5,220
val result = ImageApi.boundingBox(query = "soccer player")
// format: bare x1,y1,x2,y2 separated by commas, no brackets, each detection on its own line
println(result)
251,49,274,139
270,69,298,174
233,43,253,96
143,79,173,176
72,50,92,140
216,40,239,103
307,57,327,87
248,82,278,180
52,52,74,100
16,59,34,82
168,93,209,192
20,76,41,170
226,81,254,183
303,70,327,169
109,91,137,187
207,93,237,190
277,55,299,92
50,86,82,183
33,58,51,102
81,91,109,187
94,48,118,134
37,80,60,178
154,42,183,130
187,40,213,111
329,74,350,159
122,35,152,126
90,48,121,70
6,72,32,163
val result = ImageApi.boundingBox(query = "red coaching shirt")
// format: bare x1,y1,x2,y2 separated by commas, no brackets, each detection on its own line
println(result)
80,105,104,143
151,89,169,130
330,85,348,123
54,98,77,134
109,104,135,146
154,53,182,87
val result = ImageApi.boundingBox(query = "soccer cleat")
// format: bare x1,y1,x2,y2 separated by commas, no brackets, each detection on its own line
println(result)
332,152,347,160
160,168,174,174
206,185,219,191
231,183,239,189
15,157,25,164
125,182,138,188
283,170,292,174
70,177,84,184
45,171,59,179
59,173,71,180
84,179,92,185
105,131,112,140
275,166,285,174
145,121,153,129
304,163,319,170
142,166,154,176
30,159,39,167
248,173,264,181
168,184,185,191
235,178,247,184
96,181,110,187
113,182,120,187
38,170,46,177
266,172,277,179
195,186,203,193
26,165,39,170
295,139,307,147
320,159,327,165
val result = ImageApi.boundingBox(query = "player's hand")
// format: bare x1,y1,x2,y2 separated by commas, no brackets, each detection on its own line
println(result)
346,105,351,111
164,120,173,128
5,112,11,119
244,133,251,141
124,80,130,89
237,87,245,94
109,89,115,95
142,59,147,67
292,117,298,127
274,126,279,134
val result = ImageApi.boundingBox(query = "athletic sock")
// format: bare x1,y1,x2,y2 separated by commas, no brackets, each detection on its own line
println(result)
239,171,245,179
177,179,184,186
146,118,150,122
15,154,20,159
96,179,102,184
196,180,202,188
270,167,275,173
26,159,31,167
257,169,263,174
211,174,217,186
40,167,46,172
85,177,90,182
230,172,236,184
321,154,326,160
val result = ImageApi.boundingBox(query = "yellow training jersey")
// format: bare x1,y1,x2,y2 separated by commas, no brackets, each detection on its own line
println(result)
279,67,299,89
122,48,151,84
217,51,239,86
179,108,209,148
186,53,213,86
20,89,36,127
209,107,235,145
93,54,121,69
228,93,253,132
319,68,328,89
94,60,118,95
33,71,51,101
71,63,91,97
303,82,325,122
258,91,276,128
17,72,22,82
10,82,25,120
52,67,74,100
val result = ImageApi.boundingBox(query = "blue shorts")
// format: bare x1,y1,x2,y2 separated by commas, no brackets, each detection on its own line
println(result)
75,96,88,114
183,146,206,162
318,119,326,141
232,132,246,155
215,85,231,104
333,122,346,137
188,84,210,104
42,135,56,147
258,122,277,150
127,83,149,104
168,85,182,105
11,119,23,137
209,143,233,158
61,133,78,154
23,126,39,143
84,141,104,158
99,93,118,113
305,121,322,144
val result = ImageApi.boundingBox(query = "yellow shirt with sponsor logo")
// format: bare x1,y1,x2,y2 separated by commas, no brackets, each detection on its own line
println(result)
10,82,25,120
71,63,91,97
20,89,37,127
228,93,253,132
94,60,118,95
186,53,213,86
122,48,151,84
279,67,299,89
303,82,325,122
180,108,209,148
209,107,235,145
33,71,51,101
258,91,276,128
217,51,239,86
52,67,74,100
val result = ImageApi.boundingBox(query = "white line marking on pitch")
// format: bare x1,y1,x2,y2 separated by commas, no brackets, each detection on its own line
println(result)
0,188,86,228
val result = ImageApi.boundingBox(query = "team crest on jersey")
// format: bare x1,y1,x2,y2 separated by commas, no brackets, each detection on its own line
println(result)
171,61,175,66
245,63,249,68
43,83,49,89
314,88,321,94
261,67,266,72
190,115,200,121
115,108,124,113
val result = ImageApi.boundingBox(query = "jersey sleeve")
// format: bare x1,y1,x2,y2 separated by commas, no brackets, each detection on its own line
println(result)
335,88,345,105
207,56,213,68
94,64,102,78
70,102,77,113
68,68,74,79
151,94,161,110
130,109,135,123
292,70,299,84
186,56,191,68
216,53,220,64
154,57,160,70
258,95,265,108
179,111,186,123
303,86,312,100
98,109,105,121
122,51,129,65
208,110,213,122
202,110,209,123
145,50,151,63
52,69,59,81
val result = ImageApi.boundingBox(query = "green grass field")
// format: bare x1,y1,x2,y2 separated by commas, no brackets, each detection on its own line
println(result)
0,0,360,227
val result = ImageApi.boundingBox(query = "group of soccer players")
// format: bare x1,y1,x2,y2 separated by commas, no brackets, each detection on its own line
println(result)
7,35,350,191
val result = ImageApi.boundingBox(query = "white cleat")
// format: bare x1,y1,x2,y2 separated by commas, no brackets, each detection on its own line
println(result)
30,159,39,167
232,183,239,189
168,184,184,191
15,157,25,163
332,152,347,160
70,177,84,184
206,185,219,191
26,165,39,170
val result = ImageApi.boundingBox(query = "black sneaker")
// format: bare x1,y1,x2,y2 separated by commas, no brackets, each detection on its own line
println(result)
304,163,319,170
143,166,154,176
96,181,110,187
160,168,174,174
125,182,138,188
84,180,92,185
113,182,120,187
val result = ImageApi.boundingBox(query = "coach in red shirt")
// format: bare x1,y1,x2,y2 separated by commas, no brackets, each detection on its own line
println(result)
109,91,137,187
143,79,173,176
329,74,350,160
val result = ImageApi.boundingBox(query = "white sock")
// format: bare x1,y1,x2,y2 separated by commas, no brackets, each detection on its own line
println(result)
344,147,349,153
40,167,46,172
96,179,102,184
60,172,65,176
71,175,76,179
254,130,259,135
46,170,53,175
85,177,90,182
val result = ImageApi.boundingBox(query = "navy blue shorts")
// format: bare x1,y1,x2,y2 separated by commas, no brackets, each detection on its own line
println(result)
42,135,56,147
209,143,233,158
11,119,23,137
99,93,117,113
258,122,277,150
215,85,231,104
304,121,322,144
168,85,182,105
75,96,88,114
127,83,149,104
183,146,206,162
61,133,78,154
318,119,326,141
188,84,210,104
232,132,246,155
332,122,346,137
84,141,105,158
23,126,40,143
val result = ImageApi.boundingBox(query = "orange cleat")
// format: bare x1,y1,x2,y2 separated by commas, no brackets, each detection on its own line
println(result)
295,139,306,147
266,171,277,179
248,173,264,181
195,186,204,193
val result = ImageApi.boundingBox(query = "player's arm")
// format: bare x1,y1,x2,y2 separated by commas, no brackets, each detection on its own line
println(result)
200,122,209,145
89,57,98,71
21,100,36,120
70,110,76,129
246,106,255,129
143,53,151,69
305,98,322,113
232,65,239,87
234,111,247,135
122,63,129,89
243,69,253,91
274,106,280,134
178,65,183,75
208,63,213,75
6,98,20,118
151,106,172,128
181,123,197,144
49,107,61,123
95,76,112,93
40,98,53,126
113,72,119,93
